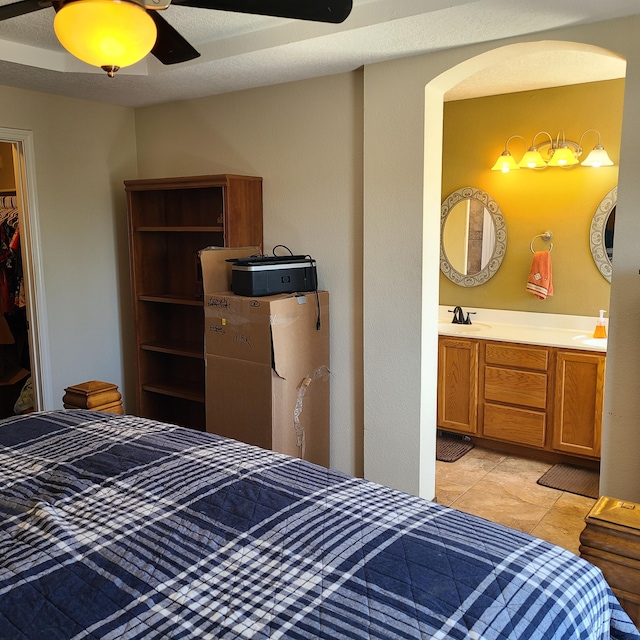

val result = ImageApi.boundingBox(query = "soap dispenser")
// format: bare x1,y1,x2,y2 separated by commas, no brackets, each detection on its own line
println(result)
593,309,607,339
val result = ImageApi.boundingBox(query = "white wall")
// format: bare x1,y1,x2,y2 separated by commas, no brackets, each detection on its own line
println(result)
134,72,365,477
0,86,137,409
601,35,640,502
363,58,438,495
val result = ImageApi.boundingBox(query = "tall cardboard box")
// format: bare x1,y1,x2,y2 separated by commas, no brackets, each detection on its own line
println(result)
204,290,330,466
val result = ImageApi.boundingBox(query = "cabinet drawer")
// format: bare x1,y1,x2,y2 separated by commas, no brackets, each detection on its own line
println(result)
483,403,546,448
485,342,549,371
484,366,547,409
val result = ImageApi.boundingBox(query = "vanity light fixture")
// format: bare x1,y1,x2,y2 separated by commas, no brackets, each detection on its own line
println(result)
546,137,580,167
53,0,157,77
518,131,552,168
490,135,525,173
579,129,615,167
491,129,614,172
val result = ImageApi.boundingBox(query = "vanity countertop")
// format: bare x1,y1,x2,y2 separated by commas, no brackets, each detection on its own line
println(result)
437,306,607,353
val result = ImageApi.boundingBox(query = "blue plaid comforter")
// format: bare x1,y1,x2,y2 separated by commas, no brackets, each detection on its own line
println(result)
0,410,638,639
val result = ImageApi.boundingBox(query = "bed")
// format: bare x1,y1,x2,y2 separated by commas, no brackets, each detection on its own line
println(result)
0,410,638,639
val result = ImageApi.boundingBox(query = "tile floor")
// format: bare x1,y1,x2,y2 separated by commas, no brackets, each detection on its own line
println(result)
435,445,597,555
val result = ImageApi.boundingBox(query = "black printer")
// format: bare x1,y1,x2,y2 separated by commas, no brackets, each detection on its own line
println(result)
228,254,318,297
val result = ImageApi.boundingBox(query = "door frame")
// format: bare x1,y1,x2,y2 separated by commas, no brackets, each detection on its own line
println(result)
1,127,53,410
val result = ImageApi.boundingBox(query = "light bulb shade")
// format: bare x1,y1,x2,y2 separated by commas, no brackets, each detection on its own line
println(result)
54,0,157,71
547,145,578,167
581,145,614,167
491,152,520,172
518,149,546,169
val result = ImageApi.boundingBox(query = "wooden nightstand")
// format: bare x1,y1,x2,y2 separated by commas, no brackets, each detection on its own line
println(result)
580,496,640,629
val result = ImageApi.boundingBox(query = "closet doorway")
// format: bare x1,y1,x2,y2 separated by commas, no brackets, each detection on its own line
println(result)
0,130,50,417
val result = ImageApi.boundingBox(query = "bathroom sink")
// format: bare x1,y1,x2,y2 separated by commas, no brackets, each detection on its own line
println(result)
572,334,607,347
438,322,489,334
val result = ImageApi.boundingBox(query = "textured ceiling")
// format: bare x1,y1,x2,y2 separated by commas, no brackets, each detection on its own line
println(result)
0,0,635,107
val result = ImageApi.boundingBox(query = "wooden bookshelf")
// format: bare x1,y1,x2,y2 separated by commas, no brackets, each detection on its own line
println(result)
125,174,263,430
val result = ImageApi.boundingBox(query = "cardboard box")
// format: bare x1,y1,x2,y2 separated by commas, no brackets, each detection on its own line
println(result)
204,290,330,466
199,246,262,295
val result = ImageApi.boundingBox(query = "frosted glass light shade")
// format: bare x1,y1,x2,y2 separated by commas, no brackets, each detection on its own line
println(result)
581,145,614,167
491,152,519,173
518,149,546,168
54,0,157,75
547,146,578,167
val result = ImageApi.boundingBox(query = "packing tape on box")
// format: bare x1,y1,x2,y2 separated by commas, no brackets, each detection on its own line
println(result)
293,365,330,458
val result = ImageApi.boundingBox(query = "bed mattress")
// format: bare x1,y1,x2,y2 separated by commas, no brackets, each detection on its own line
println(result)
0,410,637,639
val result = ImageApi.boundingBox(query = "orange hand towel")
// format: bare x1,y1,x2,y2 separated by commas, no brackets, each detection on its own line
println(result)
526,251,553,300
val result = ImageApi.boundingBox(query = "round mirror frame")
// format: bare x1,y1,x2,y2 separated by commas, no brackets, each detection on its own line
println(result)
589,185,616,283
440,186,507,287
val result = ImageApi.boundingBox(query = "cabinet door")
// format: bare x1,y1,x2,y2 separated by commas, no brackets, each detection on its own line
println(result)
553,350,605,457
437,337,479,434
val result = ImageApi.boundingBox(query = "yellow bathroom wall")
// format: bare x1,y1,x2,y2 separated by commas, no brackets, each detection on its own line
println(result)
440,79,623,317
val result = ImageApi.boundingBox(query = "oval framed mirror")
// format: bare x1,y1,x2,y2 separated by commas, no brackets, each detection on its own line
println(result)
440,187,507,287
589,186,616,283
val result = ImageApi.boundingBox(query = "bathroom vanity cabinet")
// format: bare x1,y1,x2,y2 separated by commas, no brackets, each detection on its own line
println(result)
437,336,605,463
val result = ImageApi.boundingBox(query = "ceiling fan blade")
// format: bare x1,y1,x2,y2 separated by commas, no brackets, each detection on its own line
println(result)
173,0,352,24
149,10,201,65
0,0,51,21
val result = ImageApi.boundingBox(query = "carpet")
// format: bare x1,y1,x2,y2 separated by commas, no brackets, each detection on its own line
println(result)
436,432,475,463
537,463,600,499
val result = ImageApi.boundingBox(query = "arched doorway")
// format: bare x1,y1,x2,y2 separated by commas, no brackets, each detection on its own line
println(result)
423,41,626,500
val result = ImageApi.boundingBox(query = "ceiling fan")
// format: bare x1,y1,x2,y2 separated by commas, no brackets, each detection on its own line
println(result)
0,0,353,76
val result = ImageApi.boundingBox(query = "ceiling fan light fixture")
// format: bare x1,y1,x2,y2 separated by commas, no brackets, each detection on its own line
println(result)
54,0,157,76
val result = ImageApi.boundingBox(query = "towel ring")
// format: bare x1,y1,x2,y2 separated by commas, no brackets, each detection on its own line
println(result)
530,231,553,253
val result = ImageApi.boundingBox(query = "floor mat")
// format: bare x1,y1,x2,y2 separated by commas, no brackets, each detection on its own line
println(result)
537,463,600,499
436,432,475,463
